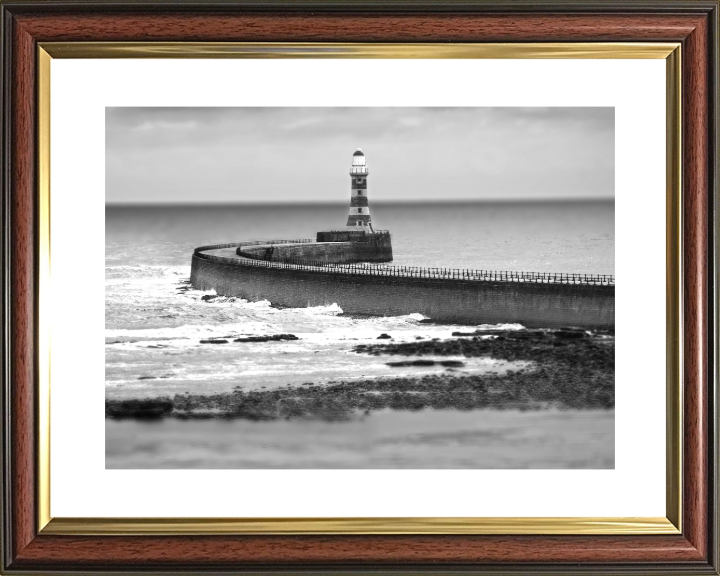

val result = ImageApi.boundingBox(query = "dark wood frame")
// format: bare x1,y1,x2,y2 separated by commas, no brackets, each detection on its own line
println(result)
1,1,718,573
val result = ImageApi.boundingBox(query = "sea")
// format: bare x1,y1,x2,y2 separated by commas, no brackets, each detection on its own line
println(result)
106,200,615,469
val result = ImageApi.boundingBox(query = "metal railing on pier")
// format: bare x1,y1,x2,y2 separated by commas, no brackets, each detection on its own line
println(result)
271,259,613,285
235,238,314,248
318,230,390,234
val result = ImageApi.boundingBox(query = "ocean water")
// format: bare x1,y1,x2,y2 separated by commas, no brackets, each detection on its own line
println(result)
106,201,614,271
105,200,614,468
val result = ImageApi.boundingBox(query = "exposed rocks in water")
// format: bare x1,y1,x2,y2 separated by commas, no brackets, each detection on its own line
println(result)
354,328,613,409
377,333,392,339
200,339,229,344
108,328,613,421
386,359,466,368
106,398,173,419
387,359,434,367
233,334,299,343
106,362,611,421
201,295,217,302
337,312,400,320
353,329,611,366
452,327,589,339
138,376,157,380
553,329,588,339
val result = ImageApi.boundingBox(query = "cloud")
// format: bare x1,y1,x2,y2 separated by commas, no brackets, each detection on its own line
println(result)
132,120,198,131
106,107,614,204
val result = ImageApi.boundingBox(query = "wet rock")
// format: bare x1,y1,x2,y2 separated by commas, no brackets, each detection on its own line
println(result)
138,376,157,380
201,295,217,301
233,334,299,343
200,339,229,344
387,359,437,367
109,327,614,421
352,329,612,374
439,360,465,367
554,329,587,339
507,332,532,340
377,333,392,339
106,399,173,419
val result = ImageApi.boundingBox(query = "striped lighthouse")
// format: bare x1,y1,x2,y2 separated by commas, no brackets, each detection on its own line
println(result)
346,149,373,231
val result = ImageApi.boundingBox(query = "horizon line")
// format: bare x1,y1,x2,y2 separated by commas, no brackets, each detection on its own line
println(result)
106,197,615,208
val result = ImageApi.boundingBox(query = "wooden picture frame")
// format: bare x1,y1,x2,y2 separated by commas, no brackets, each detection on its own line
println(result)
1,1,717,573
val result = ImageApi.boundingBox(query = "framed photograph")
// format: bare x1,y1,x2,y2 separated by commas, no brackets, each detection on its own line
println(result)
1,1,717,574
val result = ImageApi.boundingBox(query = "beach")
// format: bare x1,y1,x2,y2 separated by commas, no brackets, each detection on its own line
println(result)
107,409,614,469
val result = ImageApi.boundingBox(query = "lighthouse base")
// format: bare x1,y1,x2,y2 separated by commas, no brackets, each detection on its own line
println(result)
235,231,392,264
315,230,393,263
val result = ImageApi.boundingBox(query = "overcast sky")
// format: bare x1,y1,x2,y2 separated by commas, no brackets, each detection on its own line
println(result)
106,107,614,204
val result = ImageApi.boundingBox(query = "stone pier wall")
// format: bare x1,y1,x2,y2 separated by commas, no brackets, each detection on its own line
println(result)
237,233,393,264
191,248,614,329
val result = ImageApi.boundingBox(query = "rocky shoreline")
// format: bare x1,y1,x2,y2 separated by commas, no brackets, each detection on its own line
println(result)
105,327,614,421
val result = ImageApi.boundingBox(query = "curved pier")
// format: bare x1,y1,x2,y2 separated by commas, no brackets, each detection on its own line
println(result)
190,241,615,329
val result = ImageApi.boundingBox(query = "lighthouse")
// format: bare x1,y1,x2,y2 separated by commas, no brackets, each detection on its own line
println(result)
346,149,373,231
314,147,392,261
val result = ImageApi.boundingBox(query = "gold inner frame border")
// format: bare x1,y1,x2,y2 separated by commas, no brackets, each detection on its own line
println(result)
36,41,682,536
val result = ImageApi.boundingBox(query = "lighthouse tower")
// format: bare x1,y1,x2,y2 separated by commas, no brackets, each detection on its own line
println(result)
314,147,392,261
346,149,373,231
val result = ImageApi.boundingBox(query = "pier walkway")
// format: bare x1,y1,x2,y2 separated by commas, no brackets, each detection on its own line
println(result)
196,241,615,287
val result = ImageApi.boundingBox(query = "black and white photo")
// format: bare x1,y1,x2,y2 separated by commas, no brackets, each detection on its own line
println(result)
105,107,615,469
